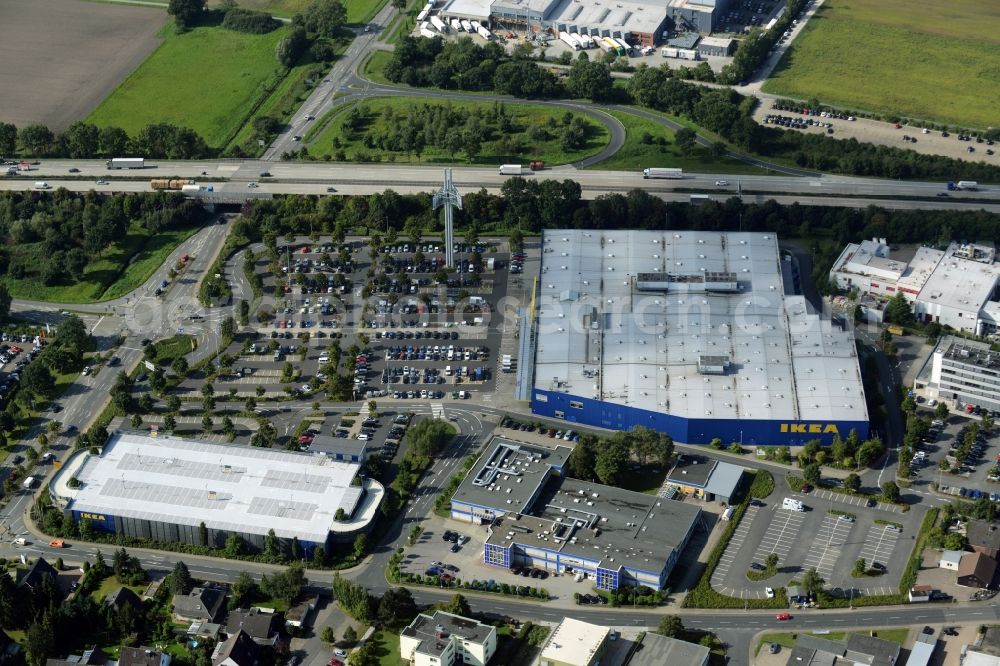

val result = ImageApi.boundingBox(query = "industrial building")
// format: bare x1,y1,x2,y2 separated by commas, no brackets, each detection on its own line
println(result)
451,436,703,591
627,633,709,666
49,432,384,556
399,611,497,666
696,35,736,56
435,0,730,47
915,336,1000,414
830,238,1000,334
530,230,869,445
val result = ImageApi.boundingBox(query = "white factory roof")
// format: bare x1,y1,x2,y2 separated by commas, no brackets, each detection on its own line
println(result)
896,246,945,295
916,242,1000,314
54,432,380,542
534,230,868,422
540,618,610,666
441,0,492,19
833,239,906,281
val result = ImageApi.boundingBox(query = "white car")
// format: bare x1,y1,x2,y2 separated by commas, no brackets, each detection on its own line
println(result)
333,650,347,658
765,587,775,598
927,399,938,407
247,182,258,188
715,180,729,186
96,179,109,185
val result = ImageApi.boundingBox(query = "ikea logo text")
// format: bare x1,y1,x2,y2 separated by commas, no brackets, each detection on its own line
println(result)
80,512,107,522
779,423,840,434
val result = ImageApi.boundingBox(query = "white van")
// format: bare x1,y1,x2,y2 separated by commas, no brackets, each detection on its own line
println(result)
781,497,804,512
318,355,329,364
445,365,452,376
34,181,50,189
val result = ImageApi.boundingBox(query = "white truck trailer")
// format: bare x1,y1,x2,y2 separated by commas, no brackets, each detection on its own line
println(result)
614,37,633,55
429,15,448,32
476,24,492,40
450,18,462,31
499,164,524,175
460,19,473,32
558,31,581,50
420,26,437,38
642,167,684,179
106,157,145,169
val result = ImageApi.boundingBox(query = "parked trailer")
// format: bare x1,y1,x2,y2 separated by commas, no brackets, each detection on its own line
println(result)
558,31,580,50
430,15,448,32
614,37,632,55
677,48,700,60
499,164,524,175
150,179,193,190
598,38,614,53
577,33,594,48
602,37,624,55
570,32,585,48
420,26,437,38
106,157,145,169
450,18,462,31
416,8,429,21
661,47,678,57
460,19,473,32
642,167,683,179
476,24,492,40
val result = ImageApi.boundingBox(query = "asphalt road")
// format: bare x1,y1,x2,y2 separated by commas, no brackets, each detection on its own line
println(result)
5,161,999,212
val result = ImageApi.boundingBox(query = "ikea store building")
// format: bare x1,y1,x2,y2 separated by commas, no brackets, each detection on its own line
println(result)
529,230,869,446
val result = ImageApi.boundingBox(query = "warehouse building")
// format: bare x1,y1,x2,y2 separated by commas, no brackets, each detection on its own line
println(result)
530,230,869,445
915,336,1000,414
436,0,729,47
696,35,736,56
539,618,610,666
830,238,1000,334
49,432,384,556
453,437,702,590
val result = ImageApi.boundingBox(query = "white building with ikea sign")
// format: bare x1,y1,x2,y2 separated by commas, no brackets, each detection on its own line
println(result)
530,230,870,446
49,431,384,557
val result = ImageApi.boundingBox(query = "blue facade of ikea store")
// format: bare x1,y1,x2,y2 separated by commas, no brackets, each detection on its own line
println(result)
532,389,870,446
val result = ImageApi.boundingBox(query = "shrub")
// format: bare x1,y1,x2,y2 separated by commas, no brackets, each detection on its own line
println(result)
222,8,280,33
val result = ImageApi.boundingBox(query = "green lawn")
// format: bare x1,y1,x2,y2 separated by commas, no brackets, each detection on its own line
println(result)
369,630,407,666
0,222,201,304
221,0,388,22
87,24,290,148
762,0,1000,129
306,96,610,165
89,576,147,603
362,50,393,85
592,110,765,174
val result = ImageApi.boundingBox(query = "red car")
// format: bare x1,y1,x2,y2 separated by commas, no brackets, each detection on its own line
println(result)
298,434,314,444
801,484,813,494
894,123,902,129
776,612,791,621
328,660,343,666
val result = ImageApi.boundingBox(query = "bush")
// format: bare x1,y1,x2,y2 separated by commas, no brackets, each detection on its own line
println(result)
749,470,775,499
221,8,280,33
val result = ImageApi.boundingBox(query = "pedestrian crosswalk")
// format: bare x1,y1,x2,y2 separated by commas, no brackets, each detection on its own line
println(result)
430,403,446,420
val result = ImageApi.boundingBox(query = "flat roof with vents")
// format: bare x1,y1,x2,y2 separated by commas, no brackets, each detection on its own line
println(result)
533,230,868,423
53,432,379,542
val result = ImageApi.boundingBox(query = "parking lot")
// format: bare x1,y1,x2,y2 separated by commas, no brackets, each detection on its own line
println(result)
712,488,923,599
906,412,1000,499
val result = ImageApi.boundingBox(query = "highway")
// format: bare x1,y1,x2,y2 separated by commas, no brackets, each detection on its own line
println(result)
4,160,999,211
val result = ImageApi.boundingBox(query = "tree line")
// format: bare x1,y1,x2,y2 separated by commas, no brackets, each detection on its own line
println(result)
0,190,205,287
383,35,1000,182
0,120,209,159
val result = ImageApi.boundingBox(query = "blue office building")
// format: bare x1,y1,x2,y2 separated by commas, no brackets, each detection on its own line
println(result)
530,230,869,446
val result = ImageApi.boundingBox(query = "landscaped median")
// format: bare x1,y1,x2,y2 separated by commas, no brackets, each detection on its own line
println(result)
683,470,789,609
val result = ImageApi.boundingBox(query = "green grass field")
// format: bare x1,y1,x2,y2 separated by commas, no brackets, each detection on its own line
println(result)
762,0,1000,129
217,0,388,23
0,223,200,304
87,25,289,148
306,96,610,165
362,50,393,85
591,110,766,174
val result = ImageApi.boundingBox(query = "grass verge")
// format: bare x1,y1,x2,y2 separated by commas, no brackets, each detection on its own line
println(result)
591,110,765,174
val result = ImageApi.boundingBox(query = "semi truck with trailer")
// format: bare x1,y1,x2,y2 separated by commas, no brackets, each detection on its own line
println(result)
181,184,214,194
559,31,580,50
106,157,145,169
578,33,594,48
416,7,429,21
429,15,448,32
603,37,624,55
460,19,473,32
643,167,683,179
420,25,437,38
499,164,524,175
948,180,979,191
476,24,491,39
450,18,462,31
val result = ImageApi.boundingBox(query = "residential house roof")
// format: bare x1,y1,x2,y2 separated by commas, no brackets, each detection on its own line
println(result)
118,647,168,666
968,520,1000,551
105,587,142,611
174,587,226,622
213,630,259,666
959,553,998,585
225,609,278,645
19,558,58,590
